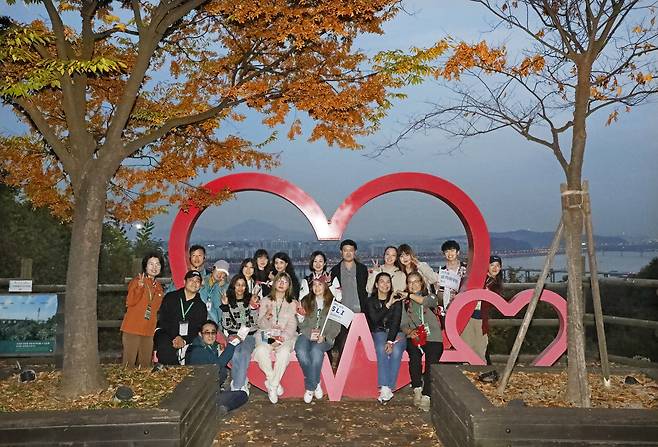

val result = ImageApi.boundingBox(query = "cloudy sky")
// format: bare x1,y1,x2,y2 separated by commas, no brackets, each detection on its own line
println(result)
2,1,657,242
0,294,57,321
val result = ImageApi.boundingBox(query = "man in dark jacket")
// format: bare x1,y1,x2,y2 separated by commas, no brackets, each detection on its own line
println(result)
154,270,208,365
186,320,249,412
329,239,368,365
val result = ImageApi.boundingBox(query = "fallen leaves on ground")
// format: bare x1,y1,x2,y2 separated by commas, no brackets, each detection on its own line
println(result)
464,370,658,408
215,388,441,447
0,365,191,412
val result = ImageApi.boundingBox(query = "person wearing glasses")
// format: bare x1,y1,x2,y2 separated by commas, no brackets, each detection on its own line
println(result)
400,272,443,412
253,272,299,404
186,320,249,412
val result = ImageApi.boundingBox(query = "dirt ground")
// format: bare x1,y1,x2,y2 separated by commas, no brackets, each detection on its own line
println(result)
214,386,441,447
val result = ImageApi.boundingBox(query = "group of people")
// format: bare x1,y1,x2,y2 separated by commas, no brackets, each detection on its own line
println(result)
120,239,504,413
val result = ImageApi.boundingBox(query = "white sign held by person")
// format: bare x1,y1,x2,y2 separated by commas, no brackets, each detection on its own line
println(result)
327,301,355,328
439,269,461,291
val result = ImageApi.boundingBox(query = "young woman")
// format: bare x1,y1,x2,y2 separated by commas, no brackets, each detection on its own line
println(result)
480,255,504,365
396,244,440,290
239,258,257,294
220,274,259,393
299,250,341,300
366,246,407,294
120,252,165,368
253,248,272,296
253,272,298,404
294,275,341,403
200,260,230,327
400,272,443,412
270,252,301,299
365,272,407,403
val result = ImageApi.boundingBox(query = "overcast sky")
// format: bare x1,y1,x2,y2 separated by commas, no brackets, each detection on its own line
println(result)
2,1,657,242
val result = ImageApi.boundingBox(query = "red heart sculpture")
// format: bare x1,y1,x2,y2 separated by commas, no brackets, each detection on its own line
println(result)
441,288,567,366
168,172,493,399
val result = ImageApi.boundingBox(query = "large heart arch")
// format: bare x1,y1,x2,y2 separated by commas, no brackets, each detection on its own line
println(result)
169,172,490,302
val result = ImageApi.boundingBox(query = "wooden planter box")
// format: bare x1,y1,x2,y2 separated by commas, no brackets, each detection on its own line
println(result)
0,365,220,447
431,364,658,447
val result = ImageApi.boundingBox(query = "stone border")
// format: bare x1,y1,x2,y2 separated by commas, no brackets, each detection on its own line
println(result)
431,364,658,447
0,365,220,447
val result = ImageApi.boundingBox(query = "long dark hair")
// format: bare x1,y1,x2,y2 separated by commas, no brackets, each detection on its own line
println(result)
369,272,393,300
225,274,248,307
395,243,419,274
302,278,334,315
239,258,255,281
252,249,271,282
307,250,327,274
272,252,300,298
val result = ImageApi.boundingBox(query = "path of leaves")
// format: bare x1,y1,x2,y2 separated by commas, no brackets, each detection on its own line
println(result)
464,370,658,408
0,365,190,412
215,387,441,447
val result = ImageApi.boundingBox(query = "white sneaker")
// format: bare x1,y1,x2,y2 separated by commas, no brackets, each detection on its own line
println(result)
419,395,431,412
268,388,278,404
382,386,394,402
303,390,314,404
412,386,423,407
240,383,250,396
277,383,284,396
314,384,323,399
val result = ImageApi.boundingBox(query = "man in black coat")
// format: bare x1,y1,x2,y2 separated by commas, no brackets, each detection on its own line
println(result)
154,270,208,365
329,239,368,365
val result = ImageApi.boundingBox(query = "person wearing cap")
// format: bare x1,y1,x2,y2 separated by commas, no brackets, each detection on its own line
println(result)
480,255,504,364
200,260,230,327
329,239,368,365
154,270,208,365
294,274,341,403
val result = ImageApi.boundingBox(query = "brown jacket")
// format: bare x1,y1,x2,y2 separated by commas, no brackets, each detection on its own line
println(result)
120,275,164,336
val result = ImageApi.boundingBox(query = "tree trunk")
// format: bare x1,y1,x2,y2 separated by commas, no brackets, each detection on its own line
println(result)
561,189,590,407
59,168,109,397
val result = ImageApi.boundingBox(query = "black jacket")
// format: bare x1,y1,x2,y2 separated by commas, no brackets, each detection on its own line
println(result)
156,288,208,345
365,296,403,342
330,260,369,313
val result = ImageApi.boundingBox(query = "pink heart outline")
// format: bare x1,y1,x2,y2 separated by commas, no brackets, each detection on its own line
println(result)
441,288,568,366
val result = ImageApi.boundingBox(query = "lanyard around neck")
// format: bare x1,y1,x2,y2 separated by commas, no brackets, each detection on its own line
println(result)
180,298,195,320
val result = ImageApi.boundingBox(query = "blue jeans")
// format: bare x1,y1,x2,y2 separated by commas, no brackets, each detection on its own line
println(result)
231,334,255,388
372,331,406,388
295,334,331,391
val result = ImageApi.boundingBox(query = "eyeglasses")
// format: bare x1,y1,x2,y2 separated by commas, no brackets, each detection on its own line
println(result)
276,278,290,284
202,330,217,335
408,279,422,285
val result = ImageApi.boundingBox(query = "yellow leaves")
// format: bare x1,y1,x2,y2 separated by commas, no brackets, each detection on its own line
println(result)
605,110,619,126
439,41,507,80
102,14,120,25
590,86,608,100
635,72,654,84
513,55,545,77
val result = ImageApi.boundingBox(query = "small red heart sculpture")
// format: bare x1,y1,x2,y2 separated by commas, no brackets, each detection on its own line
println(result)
441,288,567,366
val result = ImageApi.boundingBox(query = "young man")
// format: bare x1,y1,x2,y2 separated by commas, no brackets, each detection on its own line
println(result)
186,320,250,412
329,239,368,364
154,270,208,365
438,240,485,359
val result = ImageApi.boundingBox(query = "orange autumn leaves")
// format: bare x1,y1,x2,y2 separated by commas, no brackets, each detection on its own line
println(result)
0,0,401,223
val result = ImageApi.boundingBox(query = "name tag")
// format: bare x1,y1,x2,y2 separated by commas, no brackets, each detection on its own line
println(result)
206,301,212,312
310,329,320,341
269,328,281,338
179,322,189,336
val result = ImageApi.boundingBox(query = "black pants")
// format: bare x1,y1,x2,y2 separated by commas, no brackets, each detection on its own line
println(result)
330,325,349,364
154,330,179,365
407,341,443,397
217,390,248,412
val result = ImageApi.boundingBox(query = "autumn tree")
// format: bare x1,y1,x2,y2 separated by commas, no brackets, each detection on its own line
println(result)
380,0,657,406
0,0,401,397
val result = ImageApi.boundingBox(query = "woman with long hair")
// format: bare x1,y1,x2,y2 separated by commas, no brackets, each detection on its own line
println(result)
220,274,259,393
270,251,301,299
294,275,340,403
400,272,443,412
299,250,341,300
253,272,298,404
120,252,165,368
366,246,407,294
396,244,440,289
365,272,406,403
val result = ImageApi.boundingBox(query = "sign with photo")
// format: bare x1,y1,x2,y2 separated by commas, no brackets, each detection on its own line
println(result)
0,294,58,356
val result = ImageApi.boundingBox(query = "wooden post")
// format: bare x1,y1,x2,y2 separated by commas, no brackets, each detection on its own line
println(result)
582,181,611,386
497,219,564,395
20,258,33,279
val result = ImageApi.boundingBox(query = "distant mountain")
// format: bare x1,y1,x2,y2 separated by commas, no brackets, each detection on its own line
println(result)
192,218,316,242
487,230,626,249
